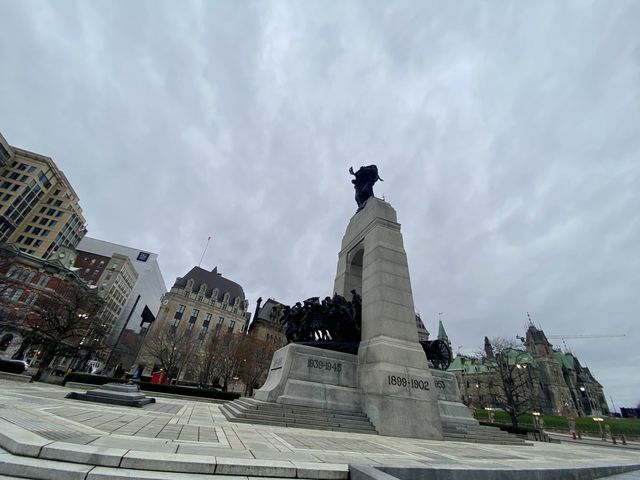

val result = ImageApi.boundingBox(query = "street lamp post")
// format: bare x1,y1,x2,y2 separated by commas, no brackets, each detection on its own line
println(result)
532,411,541,430
593,417,605,440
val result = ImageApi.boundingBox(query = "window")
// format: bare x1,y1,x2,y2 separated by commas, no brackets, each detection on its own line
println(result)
37,171,51,188
136,252,150,262
174,304,185,320
0,144,11,163
37,275,49,287
189,309,199,324
25,292,37,305
218,316,224,325
11,289,24,302
228,320,236,333
197,313,212,336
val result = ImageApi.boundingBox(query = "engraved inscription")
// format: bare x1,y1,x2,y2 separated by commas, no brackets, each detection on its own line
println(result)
270,355,284,370
307,358,342,373
387,375,430,390
434,379,446,390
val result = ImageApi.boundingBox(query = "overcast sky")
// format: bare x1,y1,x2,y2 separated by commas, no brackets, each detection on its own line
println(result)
1,1,638,409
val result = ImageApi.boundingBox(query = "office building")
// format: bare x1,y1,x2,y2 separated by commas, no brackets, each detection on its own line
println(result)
0,131,87,257
74,237,166,369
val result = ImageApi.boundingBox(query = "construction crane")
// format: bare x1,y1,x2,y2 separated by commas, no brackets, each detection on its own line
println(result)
545,334,626,339
545,334,626,354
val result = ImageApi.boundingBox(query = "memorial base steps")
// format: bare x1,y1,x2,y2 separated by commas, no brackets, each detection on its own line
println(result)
221,397,377,434
441,420,527,445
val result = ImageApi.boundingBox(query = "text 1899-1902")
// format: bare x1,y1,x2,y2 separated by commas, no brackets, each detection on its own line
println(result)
387,375,430,390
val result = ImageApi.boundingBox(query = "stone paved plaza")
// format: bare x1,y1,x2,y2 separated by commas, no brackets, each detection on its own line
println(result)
0,379,638,479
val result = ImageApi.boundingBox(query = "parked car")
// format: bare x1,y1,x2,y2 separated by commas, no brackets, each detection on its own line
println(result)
0,359,28,374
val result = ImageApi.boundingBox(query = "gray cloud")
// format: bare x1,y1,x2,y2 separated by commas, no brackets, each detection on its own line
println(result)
1,0,638,408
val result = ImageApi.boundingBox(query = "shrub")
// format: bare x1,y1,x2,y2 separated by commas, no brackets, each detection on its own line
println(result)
0,359,27,374
480,422,539,436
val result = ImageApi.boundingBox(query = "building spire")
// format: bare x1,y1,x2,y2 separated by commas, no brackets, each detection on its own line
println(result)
437,318,450,346
527,311,534,327
484,336,494,359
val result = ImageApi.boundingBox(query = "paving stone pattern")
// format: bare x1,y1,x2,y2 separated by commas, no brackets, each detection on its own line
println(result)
0,379,638,480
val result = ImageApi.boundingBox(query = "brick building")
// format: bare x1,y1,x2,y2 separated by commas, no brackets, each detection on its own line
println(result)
0,243,102,370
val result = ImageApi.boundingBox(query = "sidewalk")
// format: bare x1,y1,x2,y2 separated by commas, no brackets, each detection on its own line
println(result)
547,431,640,451
0,379,638,479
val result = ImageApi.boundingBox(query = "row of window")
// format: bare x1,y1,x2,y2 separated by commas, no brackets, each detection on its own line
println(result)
171,304,238,337
5,266,50,287
15,235,44,248
0,181,21,192
4,179,44,226
1,287,38,305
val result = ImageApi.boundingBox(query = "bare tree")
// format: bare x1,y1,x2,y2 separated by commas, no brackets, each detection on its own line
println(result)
206,332,248,391
140,322,198,380
30,282,105,381
482,337,537,428
238,336,277,396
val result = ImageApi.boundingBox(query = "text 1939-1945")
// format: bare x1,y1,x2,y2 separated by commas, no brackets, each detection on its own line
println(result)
307,358,342,373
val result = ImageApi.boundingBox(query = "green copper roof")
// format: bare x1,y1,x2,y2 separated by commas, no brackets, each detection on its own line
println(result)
447,349,538,373
554,351,576,370
437,320,450,344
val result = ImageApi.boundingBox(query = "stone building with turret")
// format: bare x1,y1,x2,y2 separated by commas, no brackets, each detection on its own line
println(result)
247,297,286,347
448,322,609,417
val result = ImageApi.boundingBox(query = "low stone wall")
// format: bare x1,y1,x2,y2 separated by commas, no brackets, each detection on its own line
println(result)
0,371,31,383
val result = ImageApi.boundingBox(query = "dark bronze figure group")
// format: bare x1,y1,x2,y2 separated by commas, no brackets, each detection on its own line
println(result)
279,290,362,345
349,165,383,211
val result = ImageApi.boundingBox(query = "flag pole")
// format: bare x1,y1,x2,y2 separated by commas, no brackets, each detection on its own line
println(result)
198,236,211,267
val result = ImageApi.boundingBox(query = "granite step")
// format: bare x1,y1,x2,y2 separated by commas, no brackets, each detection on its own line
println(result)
221,404,376,431
237,398,370,419
441,422,527,445
221,410,378,434
230,404,373,425
221,399,377,434
231,398,373,421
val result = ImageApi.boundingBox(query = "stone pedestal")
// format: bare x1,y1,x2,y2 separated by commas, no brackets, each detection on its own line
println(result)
66,382,155,407
334,198,443,439
254,343,361,412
